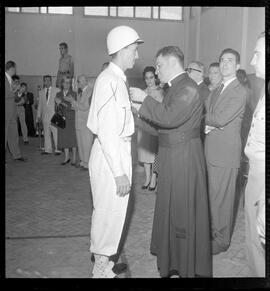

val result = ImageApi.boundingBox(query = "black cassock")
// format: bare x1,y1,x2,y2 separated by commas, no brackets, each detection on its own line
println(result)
138,73,212,277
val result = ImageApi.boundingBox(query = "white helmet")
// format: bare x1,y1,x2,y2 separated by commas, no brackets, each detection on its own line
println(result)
107,25,144,55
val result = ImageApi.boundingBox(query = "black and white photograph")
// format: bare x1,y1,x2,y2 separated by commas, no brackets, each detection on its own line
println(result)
4,4,267,285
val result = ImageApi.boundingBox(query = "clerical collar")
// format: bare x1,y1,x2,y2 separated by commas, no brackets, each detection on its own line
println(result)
197,80,204,85
109,62,127,82
168,71,186,87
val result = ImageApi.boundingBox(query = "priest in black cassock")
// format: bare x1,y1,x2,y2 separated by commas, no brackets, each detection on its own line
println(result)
130,46,212,278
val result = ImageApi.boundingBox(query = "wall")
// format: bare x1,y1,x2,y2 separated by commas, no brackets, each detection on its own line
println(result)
187,6,265,74
245,7,265,73
5,7,185,79
199,7,243,66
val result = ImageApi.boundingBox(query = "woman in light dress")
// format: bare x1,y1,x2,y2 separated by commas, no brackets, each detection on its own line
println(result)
136,66,163,191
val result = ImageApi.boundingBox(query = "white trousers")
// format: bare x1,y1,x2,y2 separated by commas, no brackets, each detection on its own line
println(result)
89,138,132,256
43,120,58,153
245,159,265,277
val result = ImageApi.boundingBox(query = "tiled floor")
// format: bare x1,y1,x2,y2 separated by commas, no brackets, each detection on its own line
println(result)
5,137,249,278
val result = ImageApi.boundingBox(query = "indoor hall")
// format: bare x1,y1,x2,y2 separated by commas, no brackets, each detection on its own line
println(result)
5,6,266,279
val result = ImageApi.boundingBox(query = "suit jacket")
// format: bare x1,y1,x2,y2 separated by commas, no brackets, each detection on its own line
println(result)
5,75,16,121
204,79,246,168
37,86,60,122
75,85,93,128
198,82,211,106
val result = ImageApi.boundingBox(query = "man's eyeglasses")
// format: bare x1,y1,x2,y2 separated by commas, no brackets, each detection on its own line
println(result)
185,68,202,73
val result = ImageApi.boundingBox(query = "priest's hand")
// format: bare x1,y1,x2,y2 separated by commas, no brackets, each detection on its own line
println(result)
115,174,131,197
55,97,61,105
130,87,147,103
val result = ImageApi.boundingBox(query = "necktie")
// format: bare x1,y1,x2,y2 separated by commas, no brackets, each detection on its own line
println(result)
211,83,224,108
162,83,169,94
46,88,49,101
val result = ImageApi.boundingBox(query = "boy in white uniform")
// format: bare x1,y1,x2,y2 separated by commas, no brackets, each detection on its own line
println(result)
87,26,143,278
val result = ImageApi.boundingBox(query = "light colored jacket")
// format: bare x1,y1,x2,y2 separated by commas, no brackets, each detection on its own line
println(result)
75,85,93,128
37,86,60,122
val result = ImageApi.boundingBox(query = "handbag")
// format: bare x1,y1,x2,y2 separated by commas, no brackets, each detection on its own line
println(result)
51,112,66,129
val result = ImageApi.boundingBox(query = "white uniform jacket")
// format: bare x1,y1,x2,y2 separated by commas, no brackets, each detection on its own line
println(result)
87,62,134,256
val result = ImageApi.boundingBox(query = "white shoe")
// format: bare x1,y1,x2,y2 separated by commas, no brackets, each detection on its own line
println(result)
92,261,116,278
92,255,117,278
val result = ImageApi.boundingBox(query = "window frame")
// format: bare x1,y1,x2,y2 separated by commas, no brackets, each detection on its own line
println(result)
5,7,74,16
83,6,184,22
6,6,184,21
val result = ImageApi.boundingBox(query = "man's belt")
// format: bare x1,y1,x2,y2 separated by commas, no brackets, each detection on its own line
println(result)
159,128,200,147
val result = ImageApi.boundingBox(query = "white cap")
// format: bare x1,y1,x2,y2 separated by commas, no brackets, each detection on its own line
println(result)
107,25,144,55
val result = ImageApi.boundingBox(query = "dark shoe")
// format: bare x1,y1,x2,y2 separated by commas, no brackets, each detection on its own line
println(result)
149,172,158,191
24,141,29,145
112,263,128,275
148,183,157,191
61,159,70,165
80,167,88,171
15,157,27,162
141,182,150,190
91,254,95,262
90,255,127,275
41,151,51,155
211,239,227,255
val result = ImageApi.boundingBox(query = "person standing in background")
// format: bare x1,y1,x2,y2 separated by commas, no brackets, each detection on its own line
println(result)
56,42,74,88
21,82,36,137
136,66,163,191
13,75,29,144
5,61,27,162
244,31,265,277
70,74,94,170
186,61,210,104
204,48,246,255
208,62,222,92
55,76,77,165
37,75,61,155
186,61,210,143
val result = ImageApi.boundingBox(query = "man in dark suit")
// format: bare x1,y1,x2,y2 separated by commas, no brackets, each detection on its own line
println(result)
130,46,212,278
204,48,246,255
21,83,36,137
5,61,27,162
186,61,210,143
